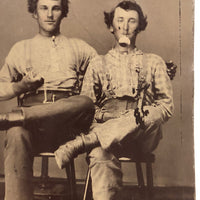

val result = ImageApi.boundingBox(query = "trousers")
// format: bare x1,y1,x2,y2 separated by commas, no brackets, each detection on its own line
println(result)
87,98,162,200
4,95,94,200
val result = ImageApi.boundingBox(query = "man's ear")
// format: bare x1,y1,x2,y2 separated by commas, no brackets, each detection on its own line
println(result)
33,11,38,19
109,26,114,34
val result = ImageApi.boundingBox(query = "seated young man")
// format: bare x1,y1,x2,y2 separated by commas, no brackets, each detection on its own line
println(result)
55,1,174,199
0,0,97,199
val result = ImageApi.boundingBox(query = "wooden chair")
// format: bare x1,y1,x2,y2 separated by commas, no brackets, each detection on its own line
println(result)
119,153,155,192
34,152,77,200
83,153,155,200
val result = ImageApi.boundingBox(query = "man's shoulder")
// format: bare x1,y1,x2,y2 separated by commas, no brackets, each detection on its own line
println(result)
67,37,92,47
143,52,164,61
7,38,33,56
142,52,167,73
90,55,104,64
66,37,96,56
10,38,33,50
87,55,104,71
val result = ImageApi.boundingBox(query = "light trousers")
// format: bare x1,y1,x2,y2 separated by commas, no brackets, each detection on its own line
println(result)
87,98,162,200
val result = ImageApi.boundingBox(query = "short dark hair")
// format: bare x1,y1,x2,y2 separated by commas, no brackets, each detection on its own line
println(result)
104,1,147,33
27,0,70,18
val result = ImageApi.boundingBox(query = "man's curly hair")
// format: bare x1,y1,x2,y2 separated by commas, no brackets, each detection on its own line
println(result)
104,1,147,34
27,0,69,18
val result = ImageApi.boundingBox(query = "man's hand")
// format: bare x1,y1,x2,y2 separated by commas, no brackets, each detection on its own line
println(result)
143,105,163,128
12,72,44,95
102,112,118,122
166,61,177,80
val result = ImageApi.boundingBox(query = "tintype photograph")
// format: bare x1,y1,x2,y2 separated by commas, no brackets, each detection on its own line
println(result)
0,0,194,200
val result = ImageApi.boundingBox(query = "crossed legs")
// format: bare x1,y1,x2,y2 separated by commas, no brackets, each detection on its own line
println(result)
87,126,161,200
3,95,95,200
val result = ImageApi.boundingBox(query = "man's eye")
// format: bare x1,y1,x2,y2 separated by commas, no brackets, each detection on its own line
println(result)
53,7,61,11
39,6,48,10
118,18,124,23
129,19,137,23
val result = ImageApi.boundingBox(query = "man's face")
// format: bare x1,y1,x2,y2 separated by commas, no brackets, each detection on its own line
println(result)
34,0,63,36
111,7,139,44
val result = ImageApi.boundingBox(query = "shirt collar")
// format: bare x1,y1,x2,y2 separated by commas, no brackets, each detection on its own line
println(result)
108,47,143,58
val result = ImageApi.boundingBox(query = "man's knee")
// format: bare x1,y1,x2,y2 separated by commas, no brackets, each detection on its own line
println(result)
78,95,94,108
63,95,94,110
88,147,119,164
4,127,33,177
77,95,95,118
88,147,122,200
5,127,31,149
58,95,95,120
88,147,122,177
71,95,95,127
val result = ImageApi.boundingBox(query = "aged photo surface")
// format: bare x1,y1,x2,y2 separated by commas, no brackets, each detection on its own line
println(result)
0,0,194,199
194,0,200,199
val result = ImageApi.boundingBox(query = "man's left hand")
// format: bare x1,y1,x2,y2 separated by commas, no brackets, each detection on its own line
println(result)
143,105,163,128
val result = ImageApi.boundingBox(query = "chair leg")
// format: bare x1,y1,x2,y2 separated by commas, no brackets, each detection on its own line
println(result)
41,156,49,179
40,156,50,191
66,159,77,200
83,168,92,200
34,156,52,198
146,162,154,197
135,162,145,190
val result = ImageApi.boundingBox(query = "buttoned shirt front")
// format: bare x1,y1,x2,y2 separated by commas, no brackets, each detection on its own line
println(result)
81,48,174,122
0,34,96,100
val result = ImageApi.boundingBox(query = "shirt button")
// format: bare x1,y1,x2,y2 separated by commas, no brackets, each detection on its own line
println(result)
135,67,140,73
141,75,145,79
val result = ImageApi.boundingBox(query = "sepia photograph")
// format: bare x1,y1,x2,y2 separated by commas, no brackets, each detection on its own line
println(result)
0,0,194,199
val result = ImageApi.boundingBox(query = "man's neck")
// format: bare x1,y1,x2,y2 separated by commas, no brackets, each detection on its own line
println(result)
39,29,60,38
114,36,137,54
115,43,136,54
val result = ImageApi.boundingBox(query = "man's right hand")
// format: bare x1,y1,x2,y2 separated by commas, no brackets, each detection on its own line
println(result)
12,73,44,95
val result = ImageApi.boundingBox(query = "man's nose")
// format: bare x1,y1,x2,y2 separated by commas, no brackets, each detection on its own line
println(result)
47,9,53,19
123,22,129,32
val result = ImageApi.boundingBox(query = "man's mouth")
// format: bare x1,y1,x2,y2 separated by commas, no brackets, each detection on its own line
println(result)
45,21,55,23
119,36,131,46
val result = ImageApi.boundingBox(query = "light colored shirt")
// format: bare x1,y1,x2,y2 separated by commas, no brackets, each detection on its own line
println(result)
0,34,96,100
81,48,174,122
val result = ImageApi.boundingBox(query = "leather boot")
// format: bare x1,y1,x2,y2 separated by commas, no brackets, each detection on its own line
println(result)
54,132,99,169
0,109,24,130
